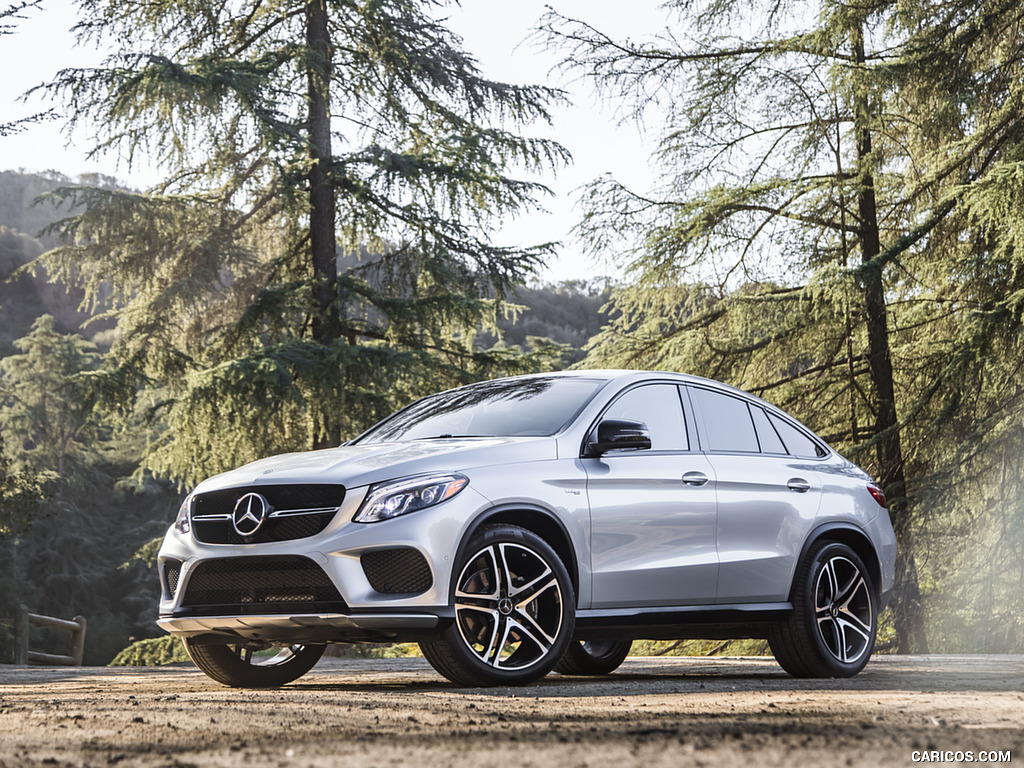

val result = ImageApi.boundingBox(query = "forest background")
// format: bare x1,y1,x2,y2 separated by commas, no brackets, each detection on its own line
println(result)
1,0,1022,665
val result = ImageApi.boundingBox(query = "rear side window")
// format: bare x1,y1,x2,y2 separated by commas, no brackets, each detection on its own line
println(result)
769,413,826,458
690,387,758,453
750,406,787,454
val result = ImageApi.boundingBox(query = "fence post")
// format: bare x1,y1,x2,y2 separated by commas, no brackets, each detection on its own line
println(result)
14,604,29,665
71,615,87,666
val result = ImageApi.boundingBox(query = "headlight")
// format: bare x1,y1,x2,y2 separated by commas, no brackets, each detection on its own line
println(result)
354,474,469,524
174,494,194,534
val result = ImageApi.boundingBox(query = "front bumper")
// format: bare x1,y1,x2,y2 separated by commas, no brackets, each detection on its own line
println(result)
157,611,446,644
156,483,492,645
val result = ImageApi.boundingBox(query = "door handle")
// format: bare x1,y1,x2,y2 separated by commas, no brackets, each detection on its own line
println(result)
682,471,709,487
787,477,811,493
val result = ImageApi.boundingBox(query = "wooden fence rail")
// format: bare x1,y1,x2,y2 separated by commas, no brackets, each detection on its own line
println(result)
13,605,87,666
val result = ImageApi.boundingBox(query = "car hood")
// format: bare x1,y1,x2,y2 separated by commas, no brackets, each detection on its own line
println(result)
191,437,558,494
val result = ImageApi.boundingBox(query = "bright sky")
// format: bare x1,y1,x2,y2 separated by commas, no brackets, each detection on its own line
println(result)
0,0,671,284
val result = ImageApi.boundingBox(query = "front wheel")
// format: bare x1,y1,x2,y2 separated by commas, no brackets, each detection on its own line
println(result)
554,639,632,676
769,541,877,678
184,639,325,687
420,525,575,687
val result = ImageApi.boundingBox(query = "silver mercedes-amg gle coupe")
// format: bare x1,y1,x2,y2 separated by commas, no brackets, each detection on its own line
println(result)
157,370,896,687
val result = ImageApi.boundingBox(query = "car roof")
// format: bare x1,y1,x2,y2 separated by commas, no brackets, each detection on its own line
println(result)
482,368,752,396
486,369,802,424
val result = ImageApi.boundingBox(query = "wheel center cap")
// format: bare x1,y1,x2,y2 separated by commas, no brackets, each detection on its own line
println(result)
829,602,839,618
497,597,514,616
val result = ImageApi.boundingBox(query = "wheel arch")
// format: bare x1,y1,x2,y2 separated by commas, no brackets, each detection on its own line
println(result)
796,522,882,599
460,504,581,603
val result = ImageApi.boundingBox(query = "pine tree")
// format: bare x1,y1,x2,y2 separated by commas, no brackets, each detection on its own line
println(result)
0,434,43,537
0,314,103,481
0,1,52,137
546,0,1024,651
36,0,568,484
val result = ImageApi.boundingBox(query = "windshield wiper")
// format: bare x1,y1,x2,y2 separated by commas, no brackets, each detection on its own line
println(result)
413,434,486,440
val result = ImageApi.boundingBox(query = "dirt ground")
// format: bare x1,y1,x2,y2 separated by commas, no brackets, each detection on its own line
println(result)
1,655,1021,768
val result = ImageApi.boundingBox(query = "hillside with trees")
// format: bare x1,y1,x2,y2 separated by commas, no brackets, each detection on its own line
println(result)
0,171,110,356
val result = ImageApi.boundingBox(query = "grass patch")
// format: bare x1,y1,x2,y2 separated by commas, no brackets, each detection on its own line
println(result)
324,642,422,659
628,639,771,656
109,635,189,666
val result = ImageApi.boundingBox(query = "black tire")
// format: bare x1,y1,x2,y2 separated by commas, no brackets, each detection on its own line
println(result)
769,540,877,678
420,525,575,687
554,639,632,676
184,639,325,687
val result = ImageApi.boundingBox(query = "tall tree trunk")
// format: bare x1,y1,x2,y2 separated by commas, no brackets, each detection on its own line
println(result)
851,24,928,653
306,0,341,448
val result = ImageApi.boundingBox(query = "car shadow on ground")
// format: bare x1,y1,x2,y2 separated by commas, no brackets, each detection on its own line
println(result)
286,655,1024,697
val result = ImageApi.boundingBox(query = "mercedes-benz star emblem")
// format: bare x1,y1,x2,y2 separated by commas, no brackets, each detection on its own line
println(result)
232,492,271,536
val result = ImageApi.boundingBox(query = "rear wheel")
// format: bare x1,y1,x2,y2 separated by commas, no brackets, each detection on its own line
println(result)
421,525,575,687
769,541,877,678
554,639,632,676
184,639,325,687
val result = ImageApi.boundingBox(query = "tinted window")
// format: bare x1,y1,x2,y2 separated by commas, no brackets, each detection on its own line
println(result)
357,377,604,443
690,387,759,453
602,384,688,451
769,413,825,458
751,405,787,454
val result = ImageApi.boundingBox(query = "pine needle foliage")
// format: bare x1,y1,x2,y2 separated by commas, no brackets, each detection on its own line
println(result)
0,434,44,538
0,1,54,137
546,0,1024,651
31,0,569,484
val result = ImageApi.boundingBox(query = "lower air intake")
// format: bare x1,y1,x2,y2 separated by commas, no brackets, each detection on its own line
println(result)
361,548,433,595
180,555,346,616
163,559,183,595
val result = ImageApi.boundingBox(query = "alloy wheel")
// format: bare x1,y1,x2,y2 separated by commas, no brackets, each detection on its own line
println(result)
813,555,874,664
229,644,309,668
454,542,564,671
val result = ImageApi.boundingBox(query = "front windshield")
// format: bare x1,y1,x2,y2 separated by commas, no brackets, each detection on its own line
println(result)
356,376,605,444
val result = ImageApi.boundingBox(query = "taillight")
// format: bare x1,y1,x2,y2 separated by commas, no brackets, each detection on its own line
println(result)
867,484,887,509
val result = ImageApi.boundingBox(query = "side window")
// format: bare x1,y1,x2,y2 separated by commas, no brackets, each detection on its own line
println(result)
690,387,758,453
769,413,826,458
750,405,787,455
602,384,688,451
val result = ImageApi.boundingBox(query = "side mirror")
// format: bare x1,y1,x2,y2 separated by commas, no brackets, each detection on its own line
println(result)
586,418,652,456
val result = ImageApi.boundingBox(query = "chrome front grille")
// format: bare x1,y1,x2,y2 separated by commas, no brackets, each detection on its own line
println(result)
190,484,345,544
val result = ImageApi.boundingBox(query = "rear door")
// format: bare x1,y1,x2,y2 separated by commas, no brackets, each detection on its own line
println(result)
583,383,719,608
687,386,824,604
